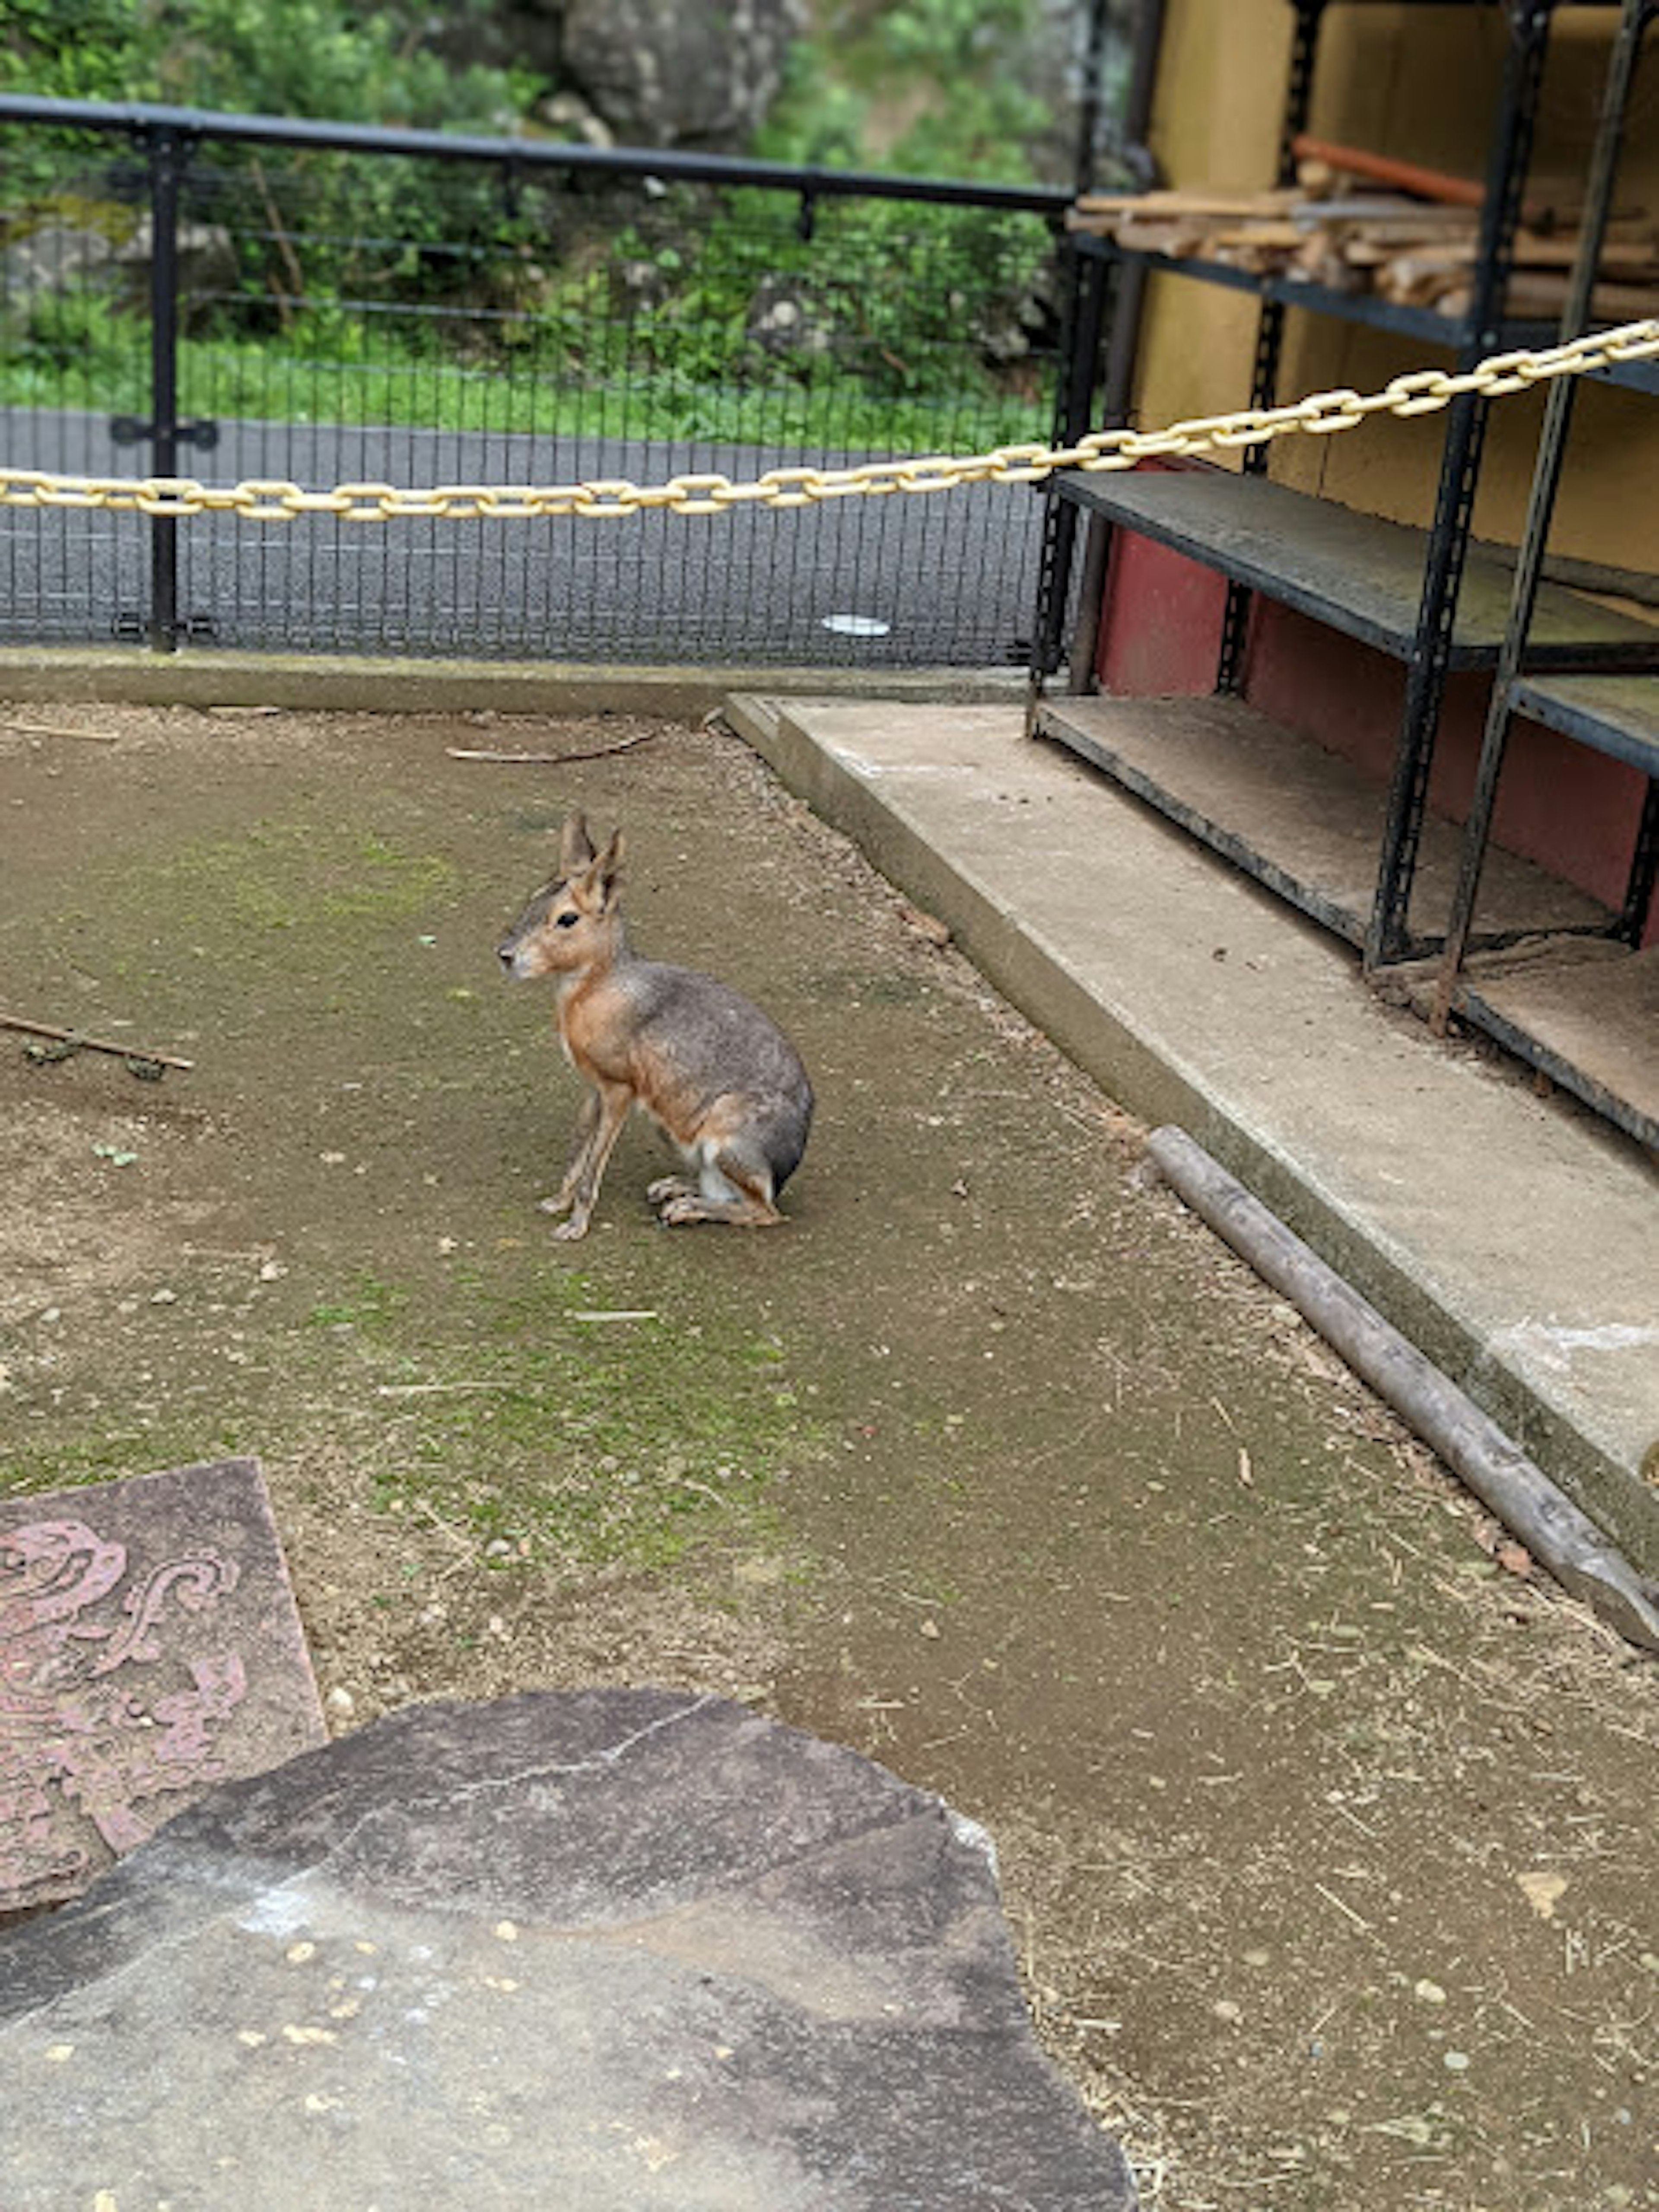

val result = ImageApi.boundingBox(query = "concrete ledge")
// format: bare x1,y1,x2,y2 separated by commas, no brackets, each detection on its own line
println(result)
0,647,1025,721
729,693,1659,1572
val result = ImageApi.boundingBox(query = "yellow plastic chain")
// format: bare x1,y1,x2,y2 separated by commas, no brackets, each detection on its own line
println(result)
1,319,1653,525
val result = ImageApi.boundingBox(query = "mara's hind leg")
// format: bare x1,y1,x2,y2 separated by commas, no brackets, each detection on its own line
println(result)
655,1142,783,1228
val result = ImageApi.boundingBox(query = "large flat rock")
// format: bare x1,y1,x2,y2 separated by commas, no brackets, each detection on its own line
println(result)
0,1688,1136,2209
1,1457,324,1914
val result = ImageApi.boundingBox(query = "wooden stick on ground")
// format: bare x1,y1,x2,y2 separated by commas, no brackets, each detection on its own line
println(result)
0,1013,195,1071
1,719,119,743
445,728,662,766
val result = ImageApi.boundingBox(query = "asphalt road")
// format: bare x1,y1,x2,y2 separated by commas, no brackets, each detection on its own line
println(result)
0,409,1051,668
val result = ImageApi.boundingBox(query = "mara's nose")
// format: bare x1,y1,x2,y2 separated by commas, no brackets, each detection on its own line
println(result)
497,944,515,971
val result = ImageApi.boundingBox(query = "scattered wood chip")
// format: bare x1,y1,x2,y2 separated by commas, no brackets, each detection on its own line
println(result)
1517,1869,1568,1920
896,899,951,947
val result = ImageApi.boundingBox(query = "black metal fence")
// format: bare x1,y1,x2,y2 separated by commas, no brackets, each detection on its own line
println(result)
0,96,1098,668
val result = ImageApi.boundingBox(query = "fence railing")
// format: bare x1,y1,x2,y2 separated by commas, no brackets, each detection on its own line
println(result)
0,93,1100,669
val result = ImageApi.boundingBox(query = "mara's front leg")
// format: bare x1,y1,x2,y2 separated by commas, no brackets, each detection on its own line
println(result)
547,1079,633,1241
539,1084,603,1220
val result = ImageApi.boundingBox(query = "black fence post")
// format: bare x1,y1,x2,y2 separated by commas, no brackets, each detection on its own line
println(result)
146,123,182,653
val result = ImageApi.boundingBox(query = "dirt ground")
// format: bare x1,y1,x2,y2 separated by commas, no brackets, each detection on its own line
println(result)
2,701,1654,2211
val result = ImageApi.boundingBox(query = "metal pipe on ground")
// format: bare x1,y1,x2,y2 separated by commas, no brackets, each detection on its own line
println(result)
1144,1126,1659,1654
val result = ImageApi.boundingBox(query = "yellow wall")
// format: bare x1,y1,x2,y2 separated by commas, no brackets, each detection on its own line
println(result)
1134,1,1658,575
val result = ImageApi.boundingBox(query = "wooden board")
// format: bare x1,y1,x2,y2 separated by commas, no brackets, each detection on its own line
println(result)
1459,943,1659,1146
1512,674,1659,778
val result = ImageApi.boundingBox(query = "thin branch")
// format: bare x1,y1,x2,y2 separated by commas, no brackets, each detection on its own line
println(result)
1,1013,194,1071
446,728,662,766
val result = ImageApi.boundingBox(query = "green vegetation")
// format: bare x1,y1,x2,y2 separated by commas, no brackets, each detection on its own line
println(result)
757,0,1052,183
128,822,459,940
0,0,1068,451
302,1264,817,1572
2,1257,819,1578
0,0,531,138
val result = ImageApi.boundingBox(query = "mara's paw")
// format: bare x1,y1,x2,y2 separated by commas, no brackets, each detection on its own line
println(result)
646,1175,694,1206
657,1194,707,1227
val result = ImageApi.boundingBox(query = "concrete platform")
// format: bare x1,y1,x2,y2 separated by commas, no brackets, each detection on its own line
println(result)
727,694,1659,1571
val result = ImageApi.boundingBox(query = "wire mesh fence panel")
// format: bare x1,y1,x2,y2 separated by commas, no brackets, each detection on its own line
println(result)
2,123,1074,667
0,127,153,643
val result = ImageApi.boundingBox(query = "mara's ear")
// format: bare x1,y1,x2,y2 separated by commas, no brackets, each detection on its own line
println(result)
558,812,596,878
593,829,625,910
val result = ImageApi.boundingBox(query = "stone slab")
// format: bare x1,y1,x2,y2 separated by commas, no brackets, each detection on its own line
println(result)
0,1688,1137,2210
1,1457,325,1914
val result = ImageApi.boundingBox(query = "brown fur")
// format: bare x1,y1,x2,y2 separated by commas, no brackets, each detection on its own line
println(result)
498,815,813,1239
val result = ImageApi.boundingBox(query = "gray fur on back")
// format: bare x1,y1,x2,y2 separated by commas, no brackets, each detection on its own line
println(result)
618,957,814,1190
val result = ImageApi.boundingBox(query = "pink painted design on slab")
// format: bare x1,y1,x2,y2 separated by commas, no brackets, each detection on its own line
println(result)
1,1460,324,1913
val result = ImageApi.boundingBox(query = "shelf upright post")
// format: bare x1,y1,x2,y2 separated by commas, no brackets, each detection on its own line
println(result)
1063,0,1167,696
1031,0,1168,714
1431,0,1656,1026
1363,1,1554,971
1030,237,1115,706
1215,0,1326,696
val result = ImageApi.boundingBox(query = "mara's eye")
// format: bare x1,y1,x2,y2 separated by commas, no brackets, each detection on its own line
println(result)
555,910,580,929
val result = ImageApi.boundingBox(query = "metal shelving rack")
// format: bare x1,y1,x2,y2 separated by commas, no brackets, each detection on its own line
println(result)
1031,0,1659,984
1429,0,1657,1147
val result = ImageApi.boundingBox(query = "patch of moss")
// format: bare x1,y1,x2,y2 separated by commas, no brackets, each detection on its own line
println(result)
0,1417,252,1497
72,820,460,949
281,1262,824,1573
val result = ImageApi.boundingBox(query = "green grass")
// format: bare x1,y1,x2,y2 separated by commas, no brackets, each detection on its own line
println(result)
314,1265,819,1572
0,331,1049,460
1,1259,822,1579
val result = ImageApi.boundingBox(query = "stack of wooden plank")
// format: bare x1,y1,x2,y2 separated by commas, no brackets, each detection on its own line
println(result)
1068,138,1658,324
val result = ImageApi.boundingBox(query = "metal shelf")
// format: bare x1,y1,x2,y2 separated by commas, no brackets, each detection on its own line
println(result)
1052,468,1659,669
1034,691,1615,953
1037,0,1649,998
1072,236,1658,391
1510,674,1659,775
1071,234,1555,352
